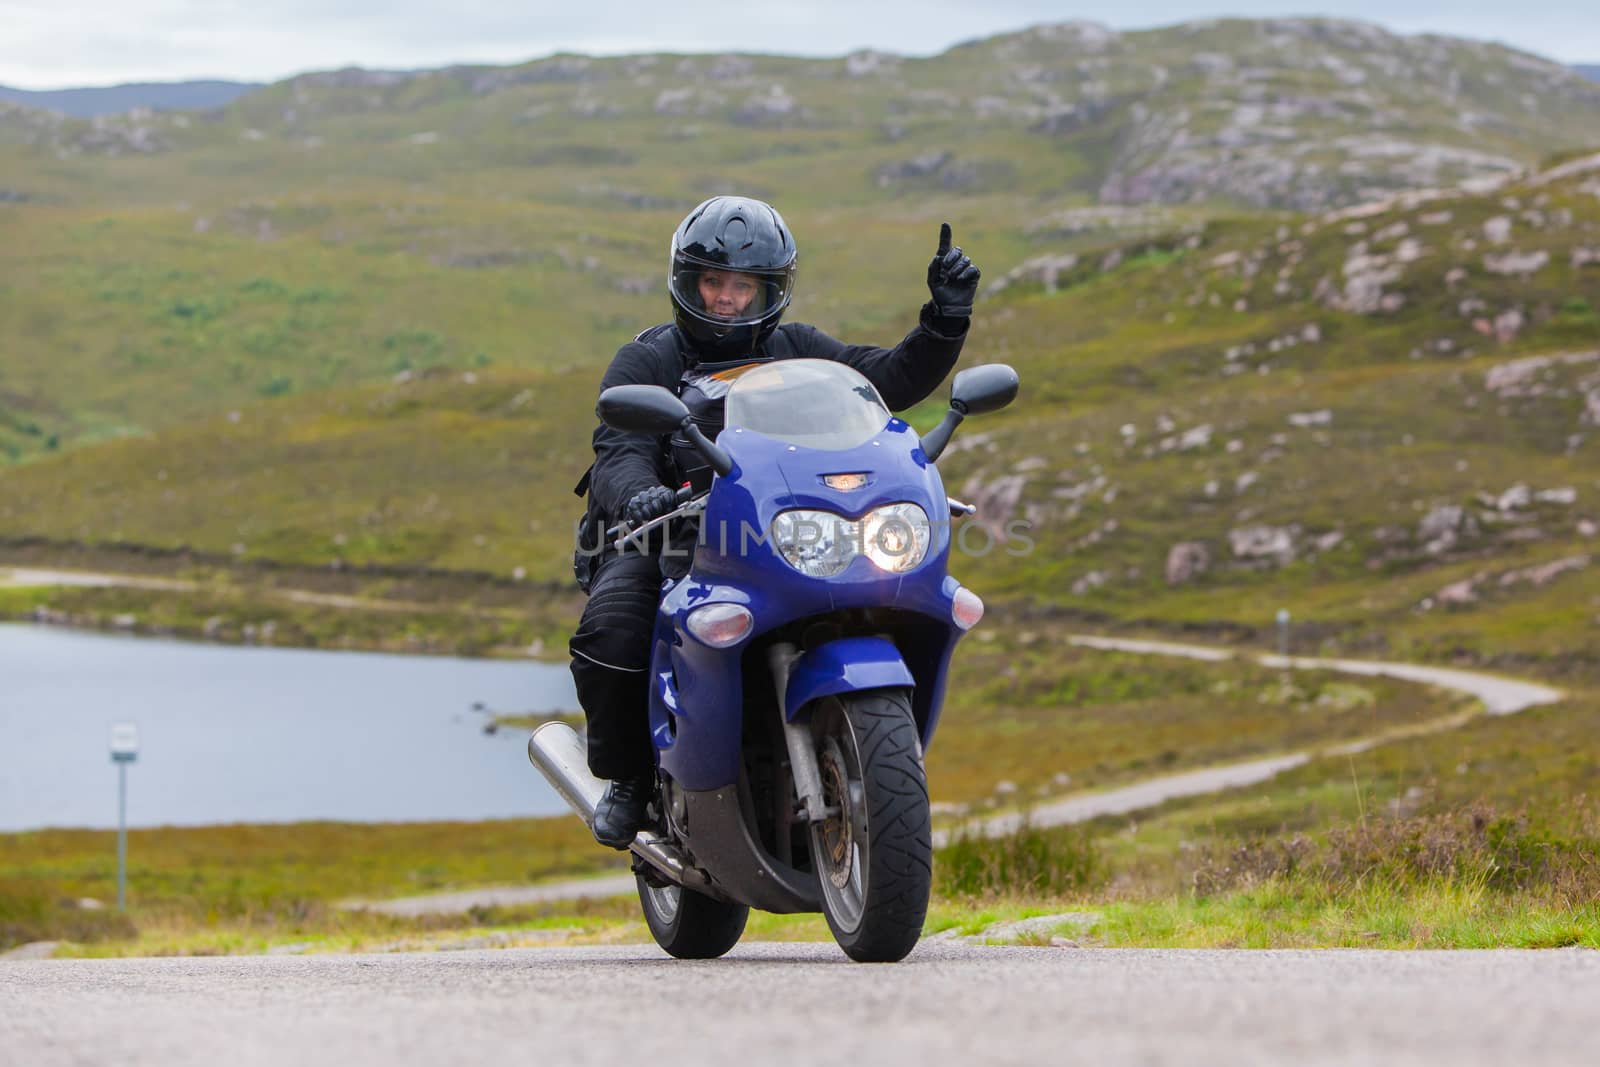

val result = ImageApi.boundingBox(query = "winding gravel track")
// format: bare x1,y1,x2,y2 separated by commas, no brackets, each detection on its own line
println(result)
5,942,1598,1067
1066,635,1564,716
0,567,192,591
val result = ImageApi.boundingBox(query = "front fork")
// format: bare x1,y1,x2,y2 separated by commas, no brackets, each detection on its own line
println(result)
766,642,830,825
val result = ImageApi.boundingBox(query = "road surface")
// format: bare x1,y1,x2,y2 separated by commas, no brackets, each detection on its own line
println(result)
5,942,1597,1066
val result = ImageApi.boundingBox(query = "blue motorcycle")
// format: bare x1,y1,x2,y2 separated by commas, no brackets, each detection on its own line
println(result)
529,358,1018,962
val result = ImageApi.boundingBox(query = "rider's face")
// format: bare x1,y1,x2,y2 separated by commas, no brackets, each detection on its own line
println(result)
698,270,760,320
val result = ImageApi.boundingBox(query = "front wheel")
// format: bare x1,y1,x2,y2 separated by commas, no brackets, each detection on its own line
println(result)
636,876,749,959
809,688,932,963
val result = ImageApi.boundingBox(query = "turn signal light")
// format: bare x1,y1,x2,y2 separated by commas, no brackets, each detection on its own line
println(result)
686,603,754,648
951,587,985,630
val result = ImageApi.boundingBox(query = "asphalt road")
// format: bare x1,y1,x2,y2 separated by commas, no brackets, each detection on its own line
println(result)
6,942,1598,1067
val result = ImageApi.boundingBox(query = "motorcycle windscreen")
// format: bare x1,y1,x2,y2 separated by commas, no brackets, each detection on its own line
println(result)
723,359,890,451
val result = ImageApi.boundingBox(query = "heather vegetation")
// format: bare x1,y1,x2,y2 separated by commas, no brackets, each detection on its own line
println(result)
931,689,1600,947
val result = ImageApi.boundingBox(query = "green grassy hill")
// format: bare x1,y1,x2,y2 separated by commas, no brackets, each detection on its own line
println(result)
2,18,1599,464
1,17,1598,675
3,150,1597,679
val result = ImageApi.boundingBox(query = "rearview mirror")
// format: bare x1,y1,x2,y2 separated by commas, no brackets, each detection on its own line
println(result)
921,363,1021,462
597,383,733,478
597,384,690,435
950,364,1019,416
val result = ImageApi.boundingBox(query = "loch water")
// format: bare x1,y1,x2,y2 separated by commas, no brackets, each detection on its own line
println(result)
0,623,577,831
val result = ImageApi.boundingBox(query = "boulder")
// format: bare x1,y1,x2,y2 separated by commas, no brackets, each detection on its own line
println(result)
876,151,950,185
1483,250,1550,277
1228,524,1298,563
1165,541,1212,585
1496,484,1533,512
1417,504,1476,554
1434,578,1481,606
1493,308,1525,343
1071,570,1108,595
959,473,1027,540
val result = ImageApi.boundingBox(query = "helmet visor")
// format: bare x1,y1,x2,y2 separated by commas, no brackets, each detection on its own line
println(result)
670,256,795,329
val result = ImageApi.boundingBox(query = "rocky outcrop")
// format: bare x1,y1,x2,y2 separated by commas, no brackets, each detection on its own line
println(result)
876,151,951,185
1498,555,1589,589
844,51,902,78
1482,249,1550,277
1417,505,1477,555
1485,351,1600,397
1422,555,1590,611
984,253,1080,295
1165,541,1212,585
1228,524,1299,564
731,86,800,126
959,473,1028,541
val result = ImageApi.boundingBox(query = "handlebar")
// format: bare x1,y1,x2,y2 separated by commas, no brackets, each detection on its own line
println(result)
606,485,701,551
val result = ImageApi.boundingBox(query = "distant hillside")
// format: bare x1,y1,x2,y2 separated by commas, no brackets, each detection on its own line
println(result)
1577,65,1600,83
5,149,1598,623
3,17,1600,466
4,19,1600,211
0,80,259,117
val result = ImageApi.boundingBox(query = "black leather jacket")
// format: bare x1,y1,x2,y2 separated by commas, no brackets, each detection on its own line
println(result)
582,302,969,523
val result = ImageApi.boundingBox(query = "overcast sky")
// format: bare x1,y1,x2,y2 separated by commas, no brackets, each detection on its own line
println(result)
2,1,1595,90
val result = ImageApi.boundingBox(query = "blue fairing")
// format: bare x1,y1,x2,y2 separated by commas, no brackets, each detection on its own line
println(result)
784,637,916,721
648,414,971,792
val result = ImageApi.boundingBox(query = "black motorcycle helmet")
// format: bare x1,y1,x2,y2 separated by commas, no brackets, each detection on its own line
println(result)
668,196,797,360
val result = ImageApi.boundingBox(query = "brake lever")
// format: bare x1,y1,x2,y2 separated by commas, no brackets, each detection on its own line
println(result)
608,488,707,553
948,497,977,517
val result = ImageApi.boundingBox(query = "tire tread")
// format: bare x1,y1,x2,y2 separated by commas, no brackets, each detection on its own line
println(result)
820,688,932,963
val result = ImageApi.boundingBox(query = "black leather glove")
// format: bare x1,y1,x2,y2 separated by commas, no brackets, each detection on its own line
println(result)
926,222,981,318
622,485,678,527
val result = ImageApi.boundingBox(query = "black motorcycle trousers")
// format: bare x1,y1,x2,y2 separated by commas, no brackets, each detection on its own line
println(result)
568,549,662,782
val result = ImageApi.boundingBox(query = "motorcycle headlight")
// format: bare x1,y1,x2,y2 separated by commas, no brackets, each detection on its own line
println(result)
771,509,859,577
770,503,931,577
862,503,931,573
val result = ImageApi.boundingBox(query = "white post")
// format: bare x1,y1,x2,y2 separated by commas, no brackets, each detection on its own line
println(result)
110,723,139,913
117,761,127,911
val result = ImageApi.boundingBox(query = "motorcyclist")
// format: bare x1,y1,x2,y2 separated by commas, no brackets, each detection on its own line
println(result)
569,194,980,848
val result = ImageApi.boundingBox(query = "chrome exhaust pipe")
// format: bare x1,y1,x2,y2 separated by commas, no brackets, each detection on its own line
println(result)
526,722,702,889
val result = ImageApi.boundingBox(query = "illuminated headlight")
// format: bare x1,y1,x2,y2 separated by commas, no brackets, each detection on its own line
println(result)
770,503,931,577
861,503,932,573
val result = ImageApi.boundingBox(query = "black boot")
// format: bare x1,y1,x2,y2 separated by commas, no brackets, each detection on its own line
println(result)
592,774,653,850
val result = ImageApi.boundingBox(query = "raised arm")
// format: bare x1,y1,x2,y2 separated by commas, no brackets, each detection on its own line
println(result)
786,223,980,411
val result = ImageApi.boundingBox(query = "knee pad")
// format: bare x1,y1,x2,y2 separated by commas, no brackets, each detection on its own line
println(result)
571,591,656,675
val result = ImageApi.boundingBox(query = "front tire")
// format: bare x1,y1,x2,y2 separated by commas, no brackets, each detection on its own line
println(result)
809,688,932,963
636,876,749,959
